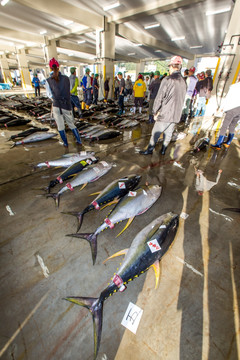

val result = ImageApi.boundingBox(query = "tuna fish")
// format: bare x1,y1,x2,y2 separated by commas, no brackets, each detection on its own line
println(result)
4,118,31,127
48,161,113,206
47,157,98,192
8,127,49,141
65,212,179,360
89,130,121,141
67,185,162,264
12,131,57,147
63,174,141,231
193,137,210,153
36,151,95,168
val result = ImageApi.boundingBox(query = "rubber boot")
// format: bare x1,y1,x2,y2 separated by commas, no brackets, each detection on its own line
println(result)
139,144,155,155
210,135,224,150
72,128,82,145
148,115,154,123
195,109,200,117
223,133,234,148
81,101,85,110
200,110,205,116
59,130,68,147
139,107,142,114
161,144,167,155
86,104,90,110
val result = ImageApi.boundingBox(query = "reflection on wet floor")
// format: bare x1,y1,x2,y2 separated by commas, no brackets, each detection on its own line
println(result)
0,98,239,360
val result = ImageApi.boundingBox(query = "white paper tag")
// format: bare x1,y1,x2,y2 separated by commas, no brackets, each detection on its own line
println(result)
128,191,137,197
143,190,147,195
86,159,92,164
180,212,189,220
101,161,108,167
159,225,166,229
121,302,143,334
147,239,161,253
6,205,15,216
118,182,126,189
80,151,87,155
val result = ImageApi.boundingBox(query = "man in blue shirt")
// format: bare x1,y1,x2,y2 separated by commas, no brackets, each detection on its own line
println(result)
32,73,40,96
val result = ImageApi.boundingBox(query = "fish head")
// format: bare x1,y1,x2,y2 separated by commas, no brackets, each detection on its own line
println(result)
126,174,142,190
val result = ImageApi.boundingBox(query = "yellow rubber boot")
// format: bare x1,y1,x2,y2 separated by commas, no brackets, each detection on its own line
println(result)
81,101,85,110
86,105,90,110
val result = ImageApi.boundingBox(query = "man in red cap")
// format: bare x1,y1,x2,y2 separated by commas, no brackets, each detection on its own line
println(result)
181,66,198,125
45,58,82,149
139,56,186,155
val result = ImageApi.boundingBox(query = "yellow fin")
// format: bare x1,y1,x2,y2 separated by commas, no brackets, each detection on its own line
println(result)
100,199,119,210
79,183,87,191
150,260,161,289
88,191,101,196
103,249,128,264
116,217,134,238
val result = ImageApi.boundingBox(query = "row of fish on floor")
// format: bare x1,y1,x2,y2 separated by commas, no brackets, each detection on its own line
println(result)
0,94,149,146
35,150,179,359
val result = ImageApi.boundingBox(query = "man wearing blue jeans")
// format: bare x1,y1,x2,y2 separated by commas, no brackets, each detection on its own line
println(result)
117,72,125,115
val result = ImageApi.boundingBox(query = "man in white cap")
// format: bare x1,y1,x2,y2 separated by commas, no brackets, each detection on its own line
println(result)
139,56,186,155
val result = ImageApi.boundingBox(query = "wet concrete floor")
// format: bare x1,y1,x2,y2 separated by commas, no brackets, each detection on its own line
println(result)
0,109,239,360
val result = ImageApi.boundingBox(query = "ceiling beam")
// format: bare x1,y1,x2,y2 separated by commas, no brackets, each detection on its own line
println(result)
108,0,205,24
56,40,96,56
115,54,140,63
0,26,43,44
58,53,94,64
116,24,194,59
13,0,103,29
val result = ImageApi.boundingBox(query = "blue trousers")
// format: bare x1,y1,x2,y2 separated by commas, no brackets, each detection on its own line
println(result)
83,89,92,106
118,94,124,111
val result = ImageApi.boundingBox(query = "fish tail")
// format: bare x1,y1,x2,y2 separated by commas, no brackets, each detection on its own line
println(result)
64,296,103,360
46,193,60,207
66,232,98,265
222,207,240,213
61,211,84,232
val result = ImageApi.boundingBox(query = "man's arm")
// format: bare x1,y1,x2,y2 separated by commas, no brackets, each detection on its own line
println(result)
153,78,168,114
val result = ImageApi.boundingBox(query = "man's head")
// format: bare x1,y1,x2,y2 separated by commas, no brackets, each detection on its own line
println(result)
85,68,90,75
154,70,160,79
70,67,76,75
146,76,149,80
118,72,122,79
91,73,94,78
168,56,183,74
189,67,196,76
184,69,189,77
138,74,143,80
95,73,99,78
199,72,205,80
49,58,59,79
205,69,212,77
127,75,131,79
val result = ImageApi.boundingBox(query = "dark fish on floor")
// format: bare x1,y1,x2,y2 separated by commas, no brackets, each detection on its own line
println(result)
63,174,141,231
65,212,179,360
4,118,31,127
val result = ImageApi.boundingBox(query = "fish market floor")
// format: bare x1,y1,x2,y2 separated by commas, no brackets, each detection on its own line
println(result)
0,117,239,360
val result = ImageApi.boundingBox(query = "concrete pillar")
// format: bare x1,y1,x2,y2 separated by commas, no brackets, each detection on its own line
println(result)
207,0,240,114
44,39,58,76
136,61,145,77
0,54,12,83
17,49,32,90
96,20,115,99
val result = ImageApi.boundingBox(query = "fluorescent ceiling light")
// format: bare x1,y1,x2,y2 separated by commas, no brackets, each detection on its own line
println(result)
64,20,73,26
206,7,231,16
77,40,86,44
40,30,47,35
144,23,160,30
1,0,9,6
190,45,203,49
103,2,120,11
68,53,74,56
155,50,161,53
171,36,185,41
128,53,135,56
133,43,142,47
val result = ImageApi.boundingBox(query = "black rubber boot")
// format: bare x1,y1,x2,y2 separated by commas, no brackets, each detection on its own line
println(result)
161,144,167,155
139,144,155,155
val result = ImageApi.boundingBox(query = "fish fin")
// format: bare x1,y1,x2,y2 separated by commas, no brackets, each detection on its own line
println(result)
89,191,101,196
61,211,83,232
222,207,240,213
100,199,119,211
116,217,135,238
64,296,103,360
66,232,98,265
103,248,128,264
150,260,161,289
80,183,88,191
46,193,60,207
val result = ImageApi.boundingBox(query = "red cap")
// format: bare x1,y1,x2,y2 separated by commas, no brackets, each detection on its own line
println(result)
189,67,196,73
138,74,143,79
169,56,183,66
49,57,59,69
199,72,205,80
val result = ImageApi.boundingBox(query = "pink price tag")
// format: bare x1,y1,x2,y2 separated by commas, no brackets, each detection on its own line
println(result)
113,274,126,292
128,191,137,197
92,201,100,210
45,161,50,168
66,183,74,191
104,218,114,229
118,182,126,189
147,239,161,253
56,176,63,184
